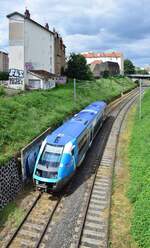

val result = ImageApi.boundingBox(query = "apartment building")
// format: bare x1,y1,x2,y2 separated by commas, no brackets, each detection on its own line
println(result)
0,51,9,72
53,29,66,76
7,10,66,90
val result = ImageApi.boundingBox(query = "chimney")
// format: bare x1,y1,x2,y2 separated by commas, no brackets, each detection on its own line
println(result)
45,23,49,30
24,9,30,18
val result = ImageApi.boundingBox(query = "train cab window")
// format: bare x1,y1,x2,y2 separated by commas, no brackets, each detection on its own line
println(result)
38,144,63,168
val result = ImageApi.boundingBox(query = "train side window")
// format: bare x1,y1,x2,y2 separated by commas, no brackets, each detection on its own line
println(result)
93,115,102,136
78,133,89,156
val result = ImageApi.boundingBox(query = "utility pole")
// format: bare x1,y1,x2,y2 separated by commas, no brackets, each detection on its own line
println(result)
74,78,76,103
139,78,142,119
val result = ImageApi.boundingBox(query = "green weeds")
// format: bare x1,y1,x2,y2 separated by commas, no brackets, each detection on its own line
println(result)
0,78,135,164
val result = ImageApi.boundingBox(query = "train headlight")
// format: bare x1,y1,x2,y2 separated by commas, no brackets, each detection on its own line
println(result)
53,172,58,178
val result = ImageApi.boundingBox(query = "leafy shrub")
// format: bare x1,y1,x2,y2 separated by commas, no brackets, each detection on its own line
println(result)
0,71,9,80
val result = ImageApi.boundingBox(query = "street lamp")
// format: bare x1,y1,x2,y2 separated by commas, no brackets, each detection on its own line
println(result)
139,78,142,119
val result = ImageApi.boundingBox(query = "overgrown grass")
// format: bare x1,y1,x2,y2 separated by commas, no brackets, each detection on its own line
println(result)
128,89,150,248
0,78,135,164
0,202,24,230
0,86,5,97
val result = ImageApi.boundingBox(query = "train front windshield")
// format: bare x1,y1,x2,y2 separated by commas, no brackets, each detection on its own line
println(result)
35,144,63,178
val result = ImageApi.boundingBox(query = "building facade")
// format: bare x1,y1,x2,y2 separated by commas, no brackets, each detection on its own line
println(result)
53,29,66,76
0,51,9,72
7,10,66,90
90,61,120,78
82,51,124,75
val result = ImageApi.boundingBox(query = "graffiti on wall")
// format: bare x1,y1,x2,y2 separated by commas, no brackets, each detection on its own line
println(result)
9,69,24,85
55,76,67,84
25,63,34,72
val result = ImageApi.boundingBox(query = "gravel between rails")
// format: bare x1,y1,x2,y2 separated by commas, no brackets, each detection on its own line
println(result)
39,120,112,248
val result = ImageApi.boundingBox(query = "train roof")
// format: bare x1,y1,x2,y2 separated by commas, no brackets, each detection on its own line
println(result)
46,101,106,146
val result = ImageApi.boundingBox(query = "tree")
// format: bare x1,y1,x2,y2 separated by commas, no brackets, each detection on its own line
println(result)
124,59,135,74
65,53,93,80
135,68,149,75
102,70,109,78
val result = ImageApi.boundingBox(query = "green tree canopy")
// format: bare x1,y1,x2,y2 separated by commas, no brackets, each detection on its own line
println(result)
124,59,135,74
65,53,93,80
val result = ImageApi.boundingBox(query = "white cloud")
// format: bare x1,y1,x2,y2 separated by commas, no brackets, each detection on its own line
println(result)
0,0,150,66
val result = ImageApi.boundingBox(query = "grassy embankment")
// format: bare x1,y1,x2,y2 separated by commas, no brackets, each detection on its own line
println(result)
110,88,150,248
128,89,150,248
0,78,135,165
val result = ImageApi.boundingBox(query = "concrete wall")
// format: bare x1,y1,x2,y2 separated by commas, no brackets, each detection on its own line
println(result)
8,15,25,89
24,19,55,86
9,15,24,71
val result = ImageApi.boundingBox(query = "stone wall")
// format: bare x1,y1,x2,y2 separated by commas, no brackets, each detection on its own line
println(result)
0,158,22,209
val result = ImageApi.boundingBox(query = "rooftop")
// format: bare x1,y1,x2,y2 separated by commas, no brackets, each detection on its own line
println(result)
29,70,55,79
7,11,54,35
90,60,103,65
0,51,8,55
82,51,122,58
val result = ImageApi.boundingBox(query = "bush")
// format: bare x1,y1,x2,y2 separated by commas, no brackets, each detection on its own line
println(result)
102,70,109,78
0,71,9,80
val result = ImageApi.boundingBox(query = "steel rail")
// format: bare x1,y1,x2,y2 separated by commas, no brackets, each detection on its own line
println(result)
4,192,42,248
34,197,61,248
73,89,139,248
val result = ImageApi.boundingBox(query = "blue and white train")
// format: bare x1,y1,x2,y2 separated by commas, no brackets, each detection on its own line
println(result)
33,101,107,191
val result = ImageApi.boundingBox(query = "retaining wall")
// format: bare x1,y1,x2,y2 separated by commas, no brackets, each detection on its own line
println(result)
0,158,22,209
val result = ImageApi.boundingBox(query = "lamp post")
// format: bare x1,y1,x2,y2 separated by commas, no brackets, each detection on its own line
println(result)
139,78,142,119
74,78,76,103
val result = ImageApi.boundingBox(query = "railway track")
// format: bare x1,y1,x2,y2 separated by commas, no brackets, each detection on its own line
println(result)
2,88,140,248
70,89,140,248
3,193,61,248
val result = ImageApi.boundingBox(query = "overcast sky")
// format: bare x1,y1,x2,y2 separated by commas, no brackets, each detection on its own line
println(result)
0,0,150,66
